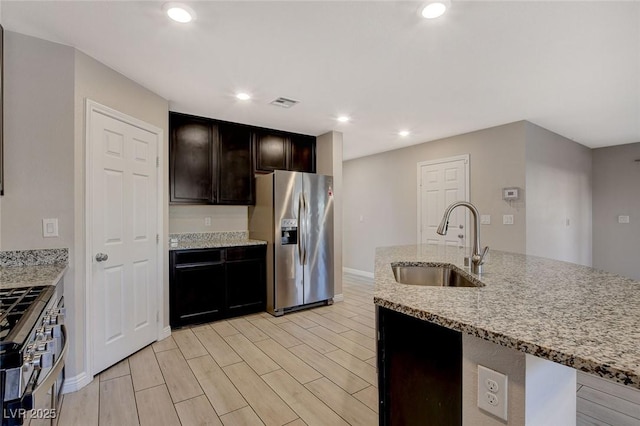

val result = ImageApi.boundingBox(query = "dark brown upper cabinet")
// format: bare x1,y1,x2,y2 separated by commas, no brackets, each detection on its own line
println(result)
170,114,215,204
217,124,254,205
170,111,316,205
254,131,316,174
289,134,316,173
170,112,253,205
254,132,288,172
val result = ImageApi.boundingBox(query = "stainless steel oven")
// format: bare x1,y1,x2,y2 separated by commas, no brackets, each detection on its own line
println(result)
1,282,66,426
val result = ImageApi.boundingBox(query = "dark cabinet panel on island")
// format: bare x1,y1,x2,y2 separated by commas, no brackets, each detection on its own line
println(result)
377,306,462,426
170,245,266,328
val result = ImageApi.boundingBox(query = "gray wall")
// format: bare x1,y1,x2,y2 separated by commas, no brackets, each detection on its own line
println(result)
343,122,527,274
525,122,592,266
169,205,248,233
2,31,79,371
1,31,169,383
2,32,75,250
592,143,640,280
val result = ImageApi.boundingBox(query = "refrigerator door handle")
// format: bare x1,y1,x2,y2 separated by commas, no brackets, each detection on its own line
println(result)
302,193,308,265
297,193,304,265
302,192,307,265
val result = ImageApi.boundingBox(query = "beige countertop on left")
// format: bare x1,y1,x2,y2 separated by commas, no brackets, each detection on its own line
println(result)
0,248,69,289
0,263,68,289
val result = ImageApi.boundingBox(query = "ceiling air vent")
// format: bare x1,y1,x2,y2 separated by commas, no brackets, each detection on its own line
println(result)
269,97,299,108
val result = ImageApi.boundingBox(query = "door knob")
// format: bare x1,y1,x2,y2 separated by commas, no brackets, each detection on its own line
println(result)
95,253,109,262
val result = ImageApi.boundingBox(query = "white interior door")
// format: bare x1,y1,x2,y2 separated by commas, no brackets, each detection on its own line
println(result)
90,105,159,374
418,156,469,246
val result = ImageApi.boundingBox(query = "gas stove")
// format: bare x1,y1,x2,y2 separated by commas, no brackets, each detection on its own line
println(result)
0,286,55,365
1,284,65,425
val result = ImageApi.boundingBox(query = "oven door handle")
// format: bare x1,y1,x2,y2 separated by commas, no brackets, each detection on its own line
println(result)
24,324,68,409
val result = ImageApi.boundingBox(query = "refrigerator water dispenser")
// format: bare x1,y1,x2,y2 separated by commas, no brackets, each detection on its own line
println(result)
281,218,298,245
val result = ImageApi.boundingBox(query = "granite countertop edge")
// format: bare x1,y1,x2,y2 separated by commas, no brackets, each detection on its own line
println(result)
374,244,640,389
0,263,68,289
169,239,267,250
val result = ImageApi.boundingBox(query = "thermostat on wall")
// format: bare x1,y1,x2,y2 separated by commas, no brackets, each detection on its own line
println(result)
503,187,519,201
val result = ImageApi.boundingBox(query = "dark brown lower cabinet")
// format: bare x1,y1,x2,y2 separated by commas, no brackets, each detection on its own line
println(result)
226,246,266,316
377,307,462,426
170,245,266,328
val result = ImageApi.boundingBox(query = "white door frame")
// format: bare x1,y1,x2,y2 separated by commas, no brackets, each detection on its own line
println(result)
84,99,165,378
416,154,470,245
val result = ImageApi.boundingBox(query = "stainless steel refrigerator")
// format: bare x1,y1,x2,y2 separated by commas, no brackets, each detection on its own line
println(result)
249,171,334,316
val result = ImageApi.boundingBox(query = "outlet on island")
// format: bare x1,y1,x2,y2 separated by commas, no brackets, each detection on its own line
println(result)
478,365,508,420
204,216,212,226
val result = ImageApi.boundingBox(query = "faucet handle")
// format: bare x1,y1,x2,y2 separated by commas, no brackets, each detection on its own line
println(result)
478,246,489,264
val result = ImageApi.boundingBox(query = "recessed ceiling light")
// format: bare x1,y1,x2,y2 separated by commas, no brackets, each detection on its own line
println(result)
399,130,410,137
421,1,450,19
236,93,251,101
163,3,196,23
337,116,351,123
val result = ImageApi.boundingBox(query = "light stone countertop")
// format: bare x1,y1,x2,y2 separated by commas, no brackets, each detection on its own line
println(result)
374,244,640,389
168,231,267,250
169,239,267,250
0,263,67,289
0,248,68,289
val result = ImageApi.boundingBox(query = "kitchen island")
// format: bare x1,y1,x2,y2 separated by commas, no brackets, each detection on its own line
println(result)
374,244,640,425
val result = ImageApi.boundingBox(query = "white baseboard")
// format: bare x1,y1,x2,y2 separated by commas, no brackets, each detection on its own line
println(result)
158,325,171,340
343,267,374,279
334,293,344,302
62,371,93,394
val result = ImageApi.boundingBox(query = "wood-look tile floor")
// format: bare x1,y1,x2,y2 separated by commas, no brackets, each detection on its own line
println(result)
57,273,378,426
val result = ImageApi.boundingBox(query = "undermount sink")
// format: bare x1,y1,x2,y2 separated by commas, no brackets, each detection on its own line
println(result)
391,265,482,288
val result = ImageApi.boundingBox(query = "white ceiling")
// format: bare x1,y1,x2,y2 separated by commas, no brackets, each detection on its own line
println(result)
2,1,639,160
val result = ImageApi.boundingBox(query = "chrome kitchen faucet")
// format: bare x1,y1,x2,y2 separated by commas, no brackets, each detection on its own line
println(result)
436,201,489,274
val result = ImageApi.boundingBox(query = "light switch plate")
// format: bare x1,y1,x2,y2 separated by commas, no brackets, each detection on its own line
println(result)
481,215,491,225
42,218,59,238
503,215,514,225
478,365,508,421
618,215,630,224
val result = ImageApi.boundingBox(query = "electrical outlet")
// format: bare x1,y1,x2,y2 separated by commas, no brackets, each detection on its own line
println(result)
480,215,491,225
42,218,59,238
486,392,498,406
478,365,508,421
486,378,499,393
204,217,212,226
503,215,514,225
619,215,630,224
